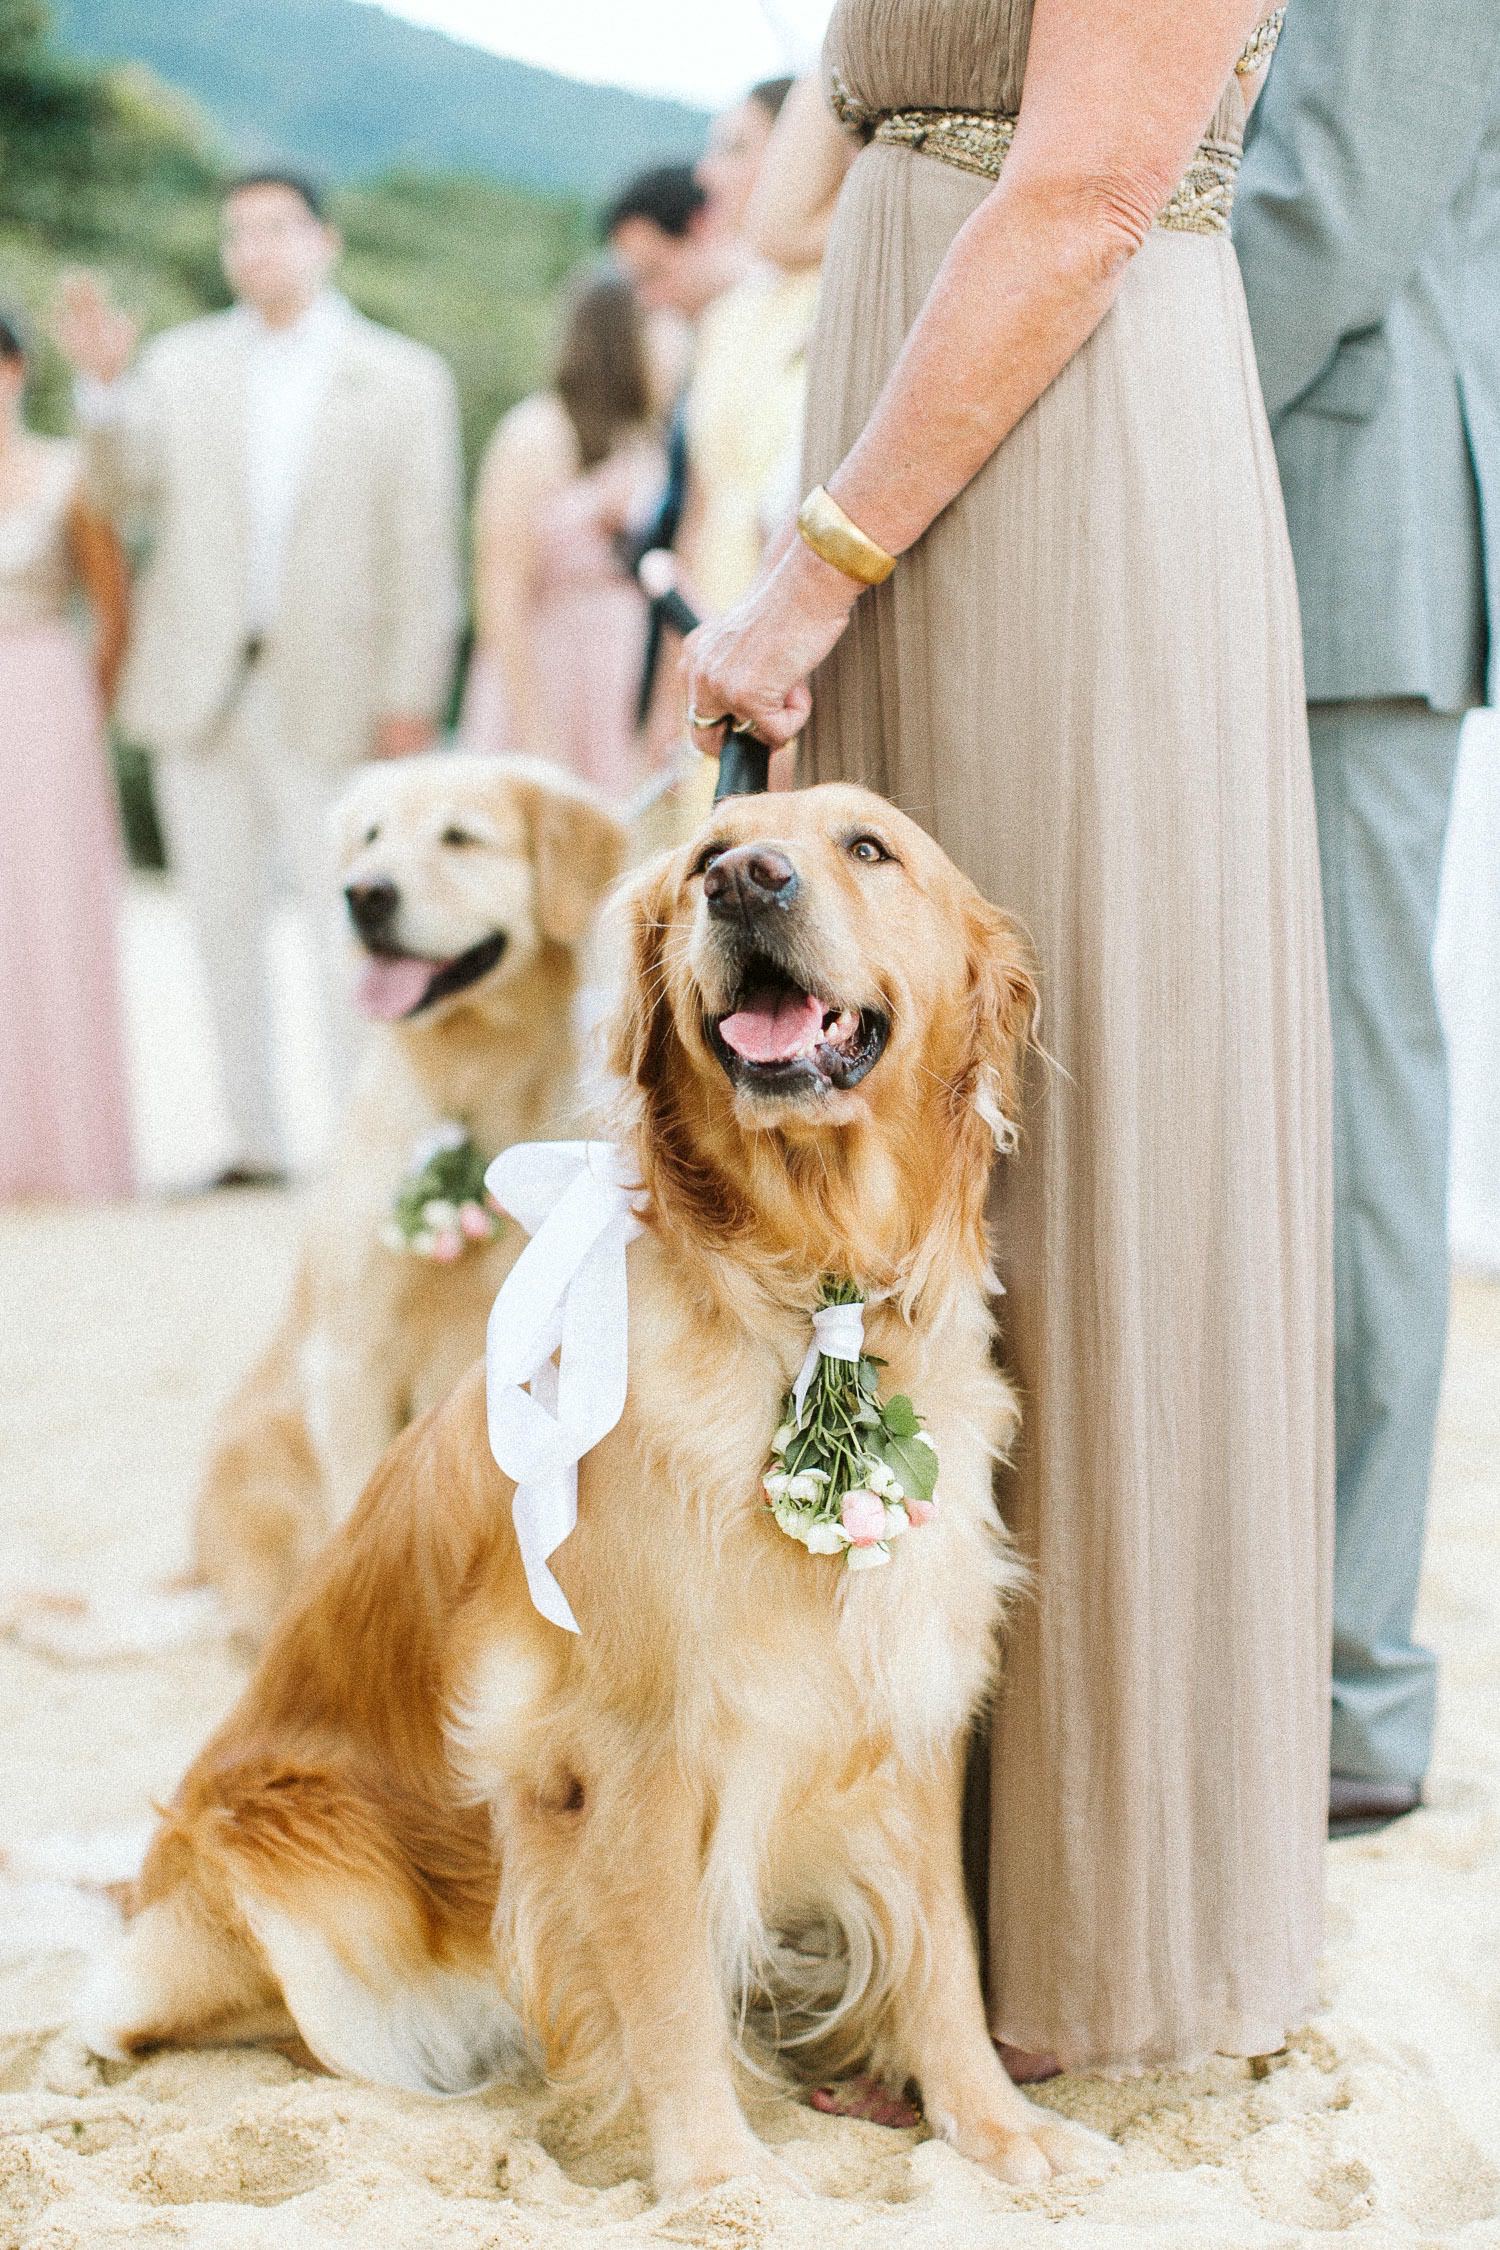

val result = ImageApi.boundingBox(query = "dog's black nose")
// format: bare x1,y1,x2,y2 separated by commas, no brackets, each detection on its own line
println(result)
703,845,799,916
345,879,399,940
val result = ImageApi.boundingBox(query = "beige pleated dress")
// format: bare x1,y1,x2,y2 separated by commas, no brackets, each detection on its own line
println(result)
801,0,1333,2068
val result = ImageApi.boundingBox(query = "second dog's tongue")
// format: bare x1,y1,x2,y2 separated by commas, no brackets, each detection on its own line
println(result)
355,954,438,1022
719,987,823,1064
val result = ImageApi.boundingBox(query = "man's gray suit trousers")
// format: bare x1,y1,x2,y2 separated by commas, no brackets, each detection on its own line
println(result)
1309,696,1463,1788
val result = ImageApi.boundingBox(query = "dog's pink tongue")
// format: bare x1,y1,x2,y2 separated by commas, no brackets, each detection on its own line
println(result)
719,988,824,1064
354,955,438,1022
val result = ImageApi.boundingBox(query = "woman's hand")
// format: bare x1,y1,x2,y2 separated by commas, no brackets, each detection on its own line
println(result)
682,536,862,753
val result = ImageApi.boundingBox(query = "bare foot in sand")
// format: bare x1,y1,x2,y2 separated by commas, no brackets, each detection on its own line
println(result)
808,2076,922,2128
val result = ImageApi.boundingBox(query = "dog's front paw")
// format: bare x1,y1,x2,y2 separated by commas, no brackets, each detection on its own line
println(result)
939,2104,1118,2186
655,2133,809,2204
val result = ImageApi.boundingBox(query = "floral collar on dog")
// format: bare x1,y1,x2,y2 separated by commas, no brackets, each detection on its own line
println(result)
483,1145,939,1635
381,1122,505,1261
763,1280,938,1572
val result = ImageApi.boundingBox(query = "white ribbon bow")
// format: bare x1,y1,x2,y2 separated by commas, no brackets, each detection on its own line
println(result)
484,1141,644,1634
790,1298,868,1425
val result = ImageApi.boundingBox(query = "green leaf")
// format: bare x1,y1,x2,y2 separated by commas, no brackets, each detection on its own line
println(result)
783,1427,822,1476
874,1427,939,1504
882,1393,919,1439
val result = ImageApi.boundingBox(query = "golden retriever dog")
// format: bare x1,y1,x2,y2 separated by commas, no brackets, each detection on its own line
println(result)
81,783,1113,2194
187,750,625,1650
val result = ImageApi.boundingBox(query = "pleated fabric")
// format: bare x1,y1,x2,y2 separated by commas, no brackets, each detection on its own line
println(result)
801,0,1334,2067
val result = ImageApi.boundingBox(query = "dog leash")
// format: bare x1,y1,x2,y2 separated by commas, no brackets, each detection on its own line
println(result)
635,551,771,804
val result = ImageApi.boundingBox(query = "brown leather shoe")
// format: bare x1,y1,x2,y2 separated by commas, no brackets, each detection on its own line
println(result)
1328,1775,1422,1838
212,1163,287,1191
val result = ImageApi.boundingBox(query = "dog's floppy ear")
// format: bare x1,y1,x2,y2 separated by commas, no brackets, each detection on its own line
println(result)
605,851,679,1097
512,767,629,947
959,896,1040,1155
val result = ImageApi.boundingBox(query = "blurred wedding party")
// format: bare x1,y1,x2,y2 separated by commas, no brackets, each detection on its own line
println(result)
3,1,1500,2245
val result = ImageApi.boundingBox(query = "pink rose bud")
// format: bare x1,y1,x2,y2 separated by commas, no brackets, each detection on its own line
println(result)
459,1200,492,1241
431,1227,465,1263
905,1496,937,1527
841,1489,887,1546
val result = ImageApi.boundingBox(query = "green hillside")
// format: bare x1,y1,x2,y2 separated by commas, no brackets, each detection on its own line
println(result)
1,0,603,470
50,0,710,200
0,0,626,862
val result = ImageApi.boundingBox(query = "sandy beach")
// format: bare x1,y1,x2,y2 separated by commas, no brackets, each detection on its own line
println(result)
2,883,1500,2249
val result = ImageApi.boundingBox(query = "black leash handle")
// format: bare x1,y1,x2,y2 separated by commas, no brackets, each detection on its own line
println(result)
636,564,772,804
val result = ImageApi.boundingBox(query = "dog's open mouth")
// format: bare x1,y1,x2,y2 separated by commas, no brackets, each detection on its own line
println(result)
353,933,508,1022
708,961,888,1095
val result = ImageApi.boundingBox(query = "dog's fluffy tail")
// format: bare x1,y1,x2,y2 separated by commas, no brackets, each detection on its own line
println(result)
79,1766,529,2097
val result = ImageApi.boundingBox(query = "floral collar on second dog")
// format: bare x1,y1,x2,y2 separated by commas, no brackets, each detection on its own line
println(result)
482,1145,939,1636
381,1122,506,1261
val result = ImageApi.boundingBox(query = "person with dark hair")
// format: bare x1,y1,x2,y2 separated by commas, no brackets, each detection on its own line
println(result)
604,162,744,322
602,164,706,248
0,308,134,1201
462,266,674,795
50,173,463,1189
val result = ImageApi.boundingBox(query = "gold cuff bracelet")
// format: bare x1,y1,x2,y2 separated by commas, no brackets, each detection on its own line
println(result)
796,485,897,587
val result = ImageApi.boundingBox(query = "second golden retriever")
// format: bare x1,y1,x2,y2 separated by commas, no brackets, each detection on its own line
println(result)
189,751,625,1647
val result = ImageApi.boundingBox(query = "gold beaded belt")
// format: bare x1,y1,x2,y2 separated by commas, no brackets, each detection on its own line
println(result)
830,8,1284,241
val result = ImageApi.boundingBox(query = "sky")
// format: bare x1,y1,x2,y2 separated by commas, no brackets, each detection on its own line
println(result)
367,0,837,108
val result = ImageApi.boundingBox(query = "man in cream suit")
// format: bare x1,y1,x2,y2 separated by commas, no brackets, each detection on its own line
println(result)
1236,5,1500,1831
57,172,463,1185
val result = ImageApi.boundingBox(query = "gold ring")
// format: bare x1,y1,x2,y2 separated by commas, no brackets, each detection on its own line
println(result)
688,706,731,731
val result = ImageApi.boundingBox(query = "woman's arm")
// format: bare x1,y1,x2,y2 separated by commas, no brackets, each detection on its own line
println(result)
67,494,130,708
744,72,854,273
471,397,571,755
686,0,1266,749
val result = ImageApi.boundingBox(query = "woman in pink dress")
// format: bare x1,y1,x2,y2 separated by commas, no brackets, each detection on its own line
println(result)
0,308,134,1201
463,268,666,800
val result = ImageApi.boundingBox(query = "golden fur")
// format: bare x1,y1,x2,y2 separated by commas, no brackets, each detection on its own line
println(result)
190,752,626,1648
84,784,1115,2193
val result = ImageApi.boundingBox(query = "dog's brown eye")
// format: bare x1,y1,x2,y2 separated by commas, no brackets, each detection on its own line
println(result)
441,826,479,848
848,834,890,865
691,843,728,878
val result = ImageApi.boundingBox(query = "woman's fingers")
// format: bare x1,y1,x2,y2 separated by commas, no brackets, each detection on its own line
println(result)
681,542,860,757
683,638,802,752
